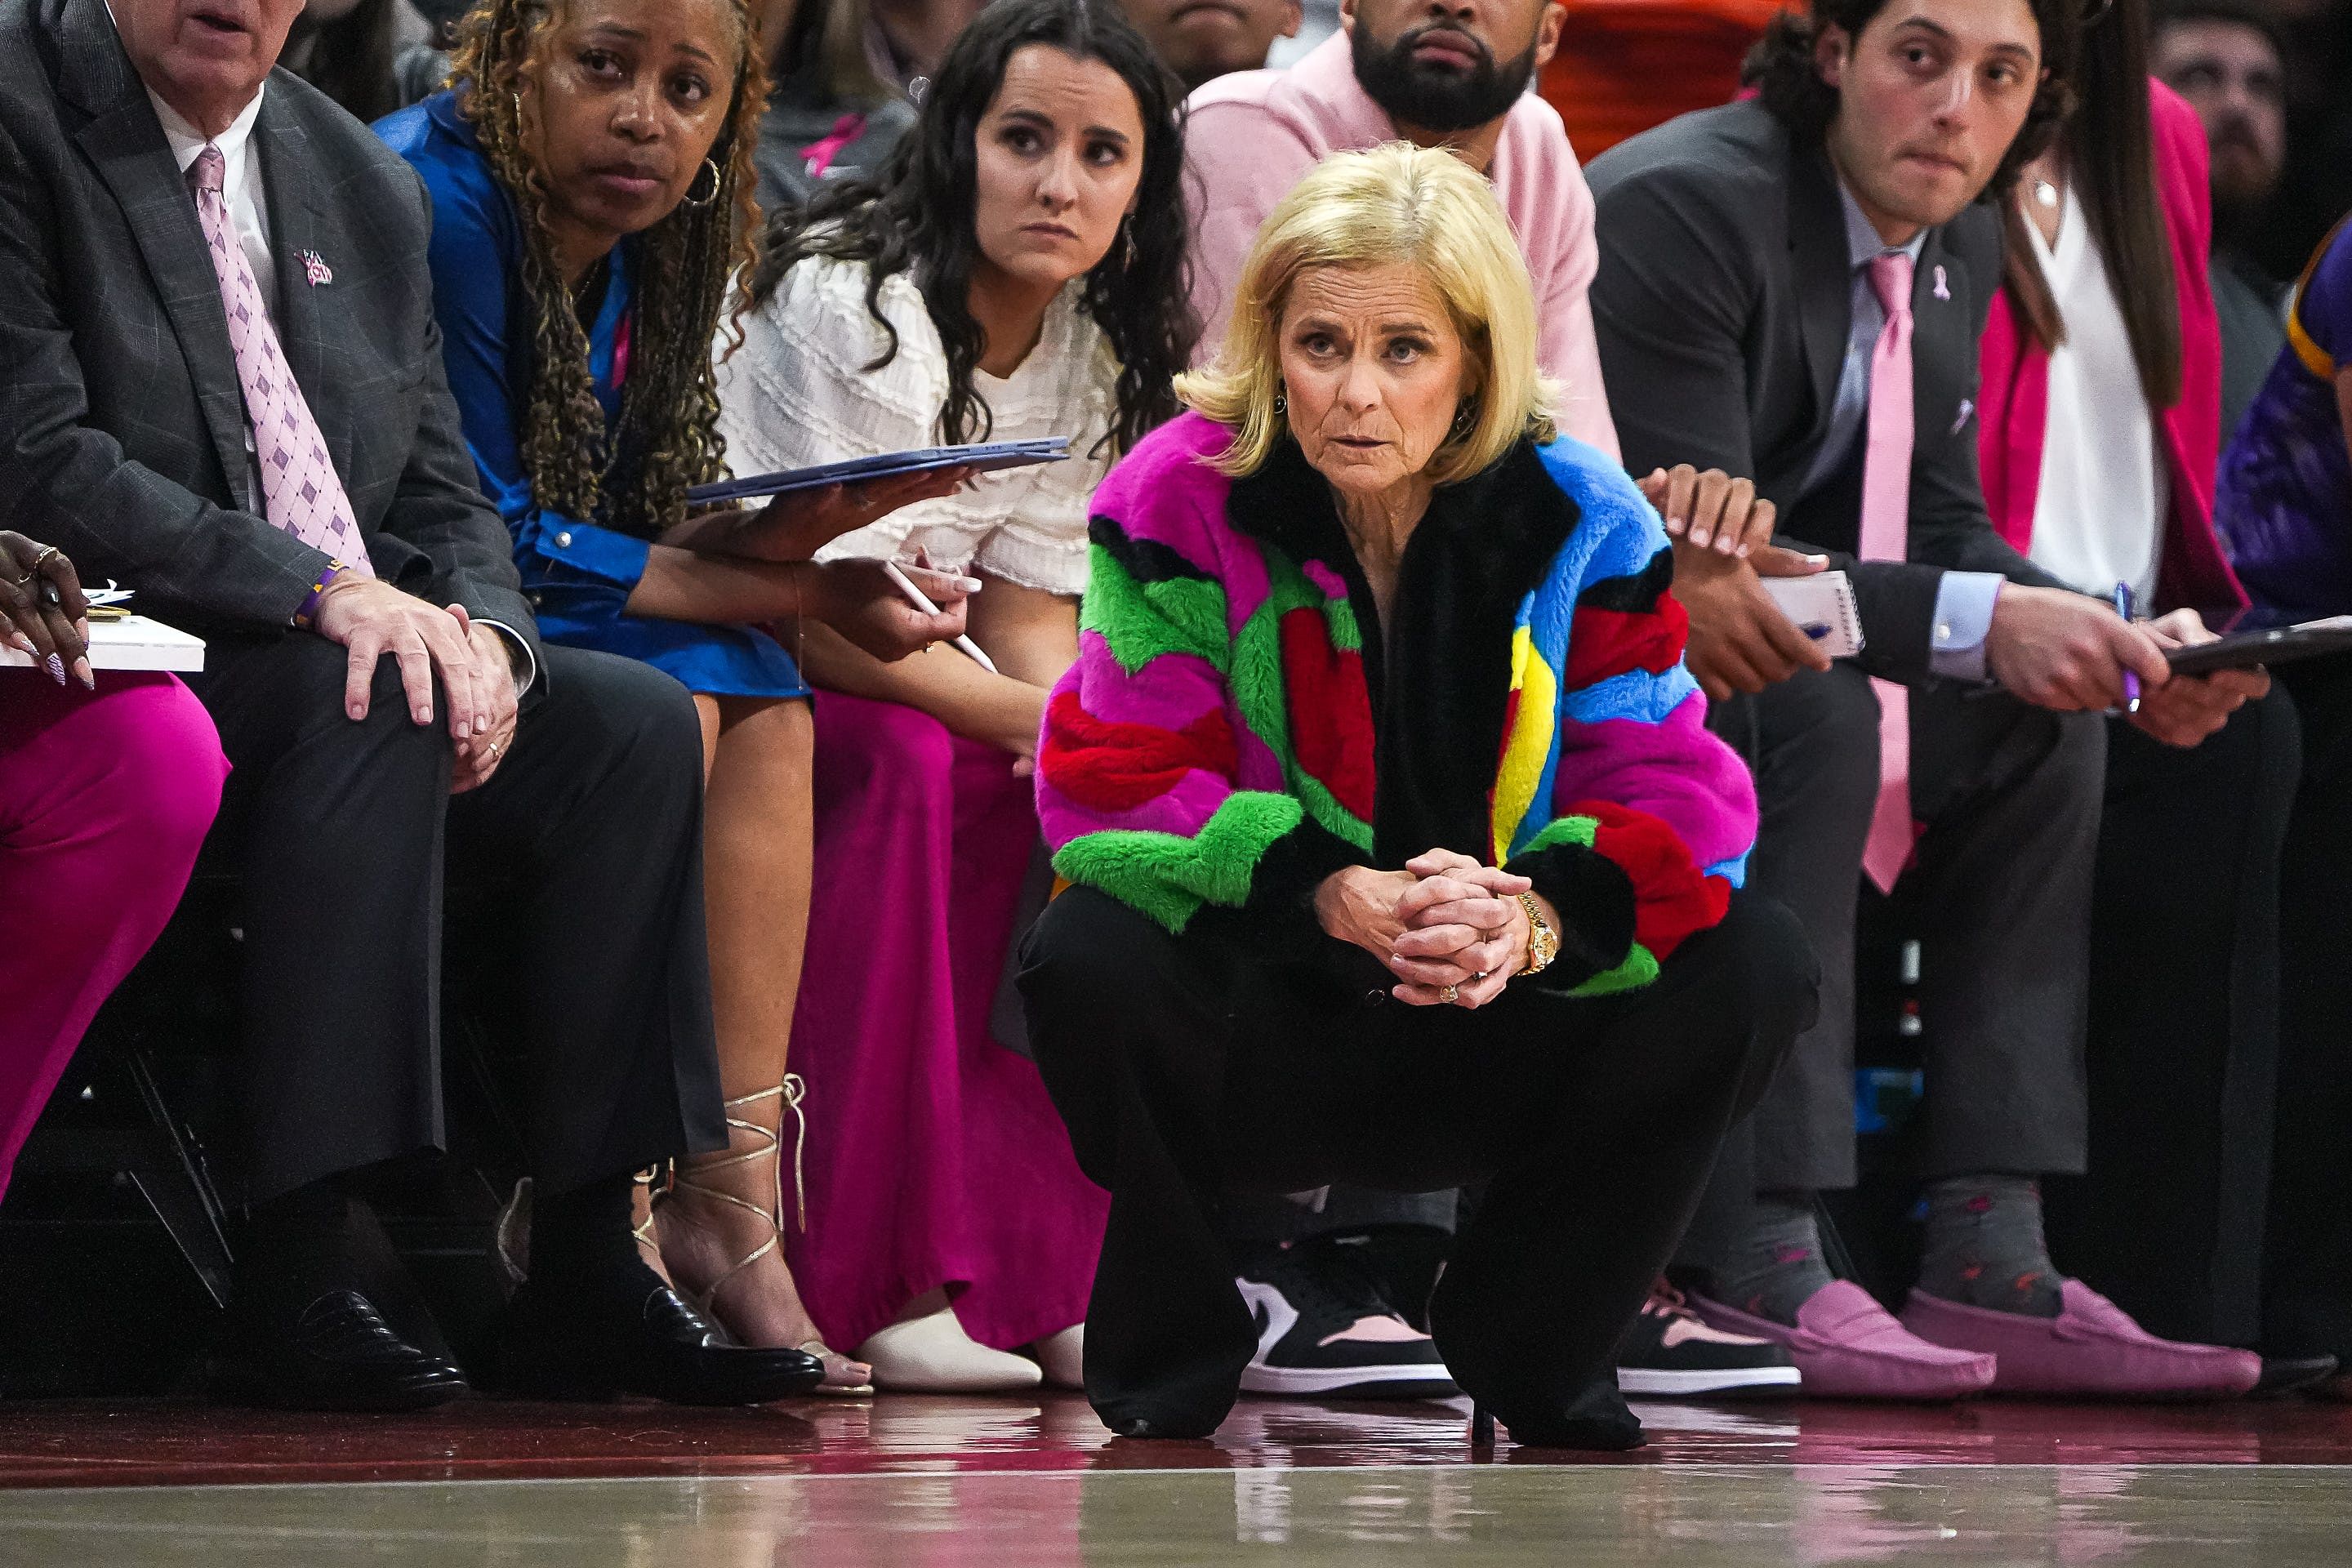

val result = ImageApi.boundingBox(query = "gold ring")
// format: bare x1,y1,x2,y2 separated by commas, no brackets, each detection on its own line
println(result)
1438,983,1459,1004
483,740,503,762
30,546,61,571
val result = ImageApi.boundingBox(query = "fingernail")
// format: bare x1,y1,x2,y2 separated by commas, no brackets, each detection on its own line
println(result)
350,704,366,719
456,720,471,738
45,653,65,685
5,631,29,654
74,658,94,691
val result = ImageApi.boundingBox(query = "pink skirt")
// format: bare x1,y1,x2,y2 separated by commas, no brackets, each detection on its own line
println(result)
783,691,1107,1352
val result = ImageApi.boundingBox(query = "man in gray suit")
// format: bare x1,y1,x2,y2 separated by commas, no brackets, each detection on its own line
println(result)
1586,0,2258,1395
0,0,822,1409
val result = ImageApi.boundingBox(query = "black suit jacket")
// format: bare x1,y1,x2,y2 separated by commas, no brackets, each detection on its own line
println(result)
1585,100,2063,683
0,0,539,668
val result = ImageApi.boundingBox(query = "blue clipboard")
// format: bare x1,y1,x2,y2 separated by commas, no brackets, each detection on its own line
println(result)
684,438,1070,507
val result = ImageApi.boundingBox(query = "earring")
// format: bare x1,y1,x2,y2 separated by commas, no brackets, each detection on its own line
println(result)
1272,391,1287,416
1450,401,1476,436
681,157,722,209
1116,215,1137,271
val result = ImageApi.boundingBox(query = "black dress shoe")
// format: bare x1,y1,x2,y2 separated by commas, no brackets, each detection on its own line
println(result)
214,1289,470,1412
492,1276,826,1405
2254,1354,2341,1398
1482,1374,1648,1452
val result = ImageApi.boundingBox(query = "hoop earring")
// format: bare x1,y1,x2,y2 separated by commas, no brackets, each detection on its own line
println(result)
682,157,721,208
1450,401,1477,437
1272,391,1287,416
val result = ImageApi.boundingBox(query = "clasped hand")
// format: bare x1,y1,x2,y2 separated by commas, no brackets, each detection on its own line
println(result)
312,577,520,793
1316,849,1543,1009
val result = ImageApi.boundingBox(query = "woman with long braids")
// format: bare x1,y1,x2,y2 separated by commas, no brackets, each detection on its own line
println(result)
377,0,978,1394
1962,0,2298,1392
714,0,1193,1392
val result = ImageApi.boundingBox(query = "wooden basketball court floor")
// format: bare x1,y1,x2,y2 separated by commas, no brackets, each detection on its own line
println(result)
0,1393,2348,1565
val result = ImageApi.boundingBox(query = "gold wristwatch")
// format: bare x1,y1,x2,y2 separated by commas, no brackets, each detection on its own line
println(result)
1517,891,1559,976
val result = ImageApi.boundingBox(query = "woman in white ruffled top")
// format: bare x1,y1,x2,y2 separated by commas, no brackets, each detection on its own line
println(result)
710,0,1193,1394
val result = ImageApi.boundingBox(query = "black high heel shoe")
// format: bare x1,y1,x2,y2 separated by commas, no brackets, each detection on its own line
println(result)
491,1270,826,1405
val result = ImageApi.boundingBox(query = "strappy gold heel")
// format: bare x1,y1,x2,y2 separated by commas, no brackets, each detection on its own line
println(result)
668,1075,873,1396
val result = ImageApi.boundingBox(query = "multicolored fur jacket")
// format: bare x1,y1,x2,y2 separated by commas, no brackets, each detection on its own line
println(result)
1035,412,1757,996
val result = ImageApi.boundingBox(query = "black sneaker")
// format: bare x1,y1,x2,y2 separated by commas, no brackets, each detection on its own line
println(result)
1235,1235,1459,1399
1615,1280,1801,1397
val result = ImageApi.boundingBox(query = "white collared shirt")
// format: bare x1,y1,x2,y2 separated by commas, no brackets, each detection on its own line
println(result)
148,84,275,310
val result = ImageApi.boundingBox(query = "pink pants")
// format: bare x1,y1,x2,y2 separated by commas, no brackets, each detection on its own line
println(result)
785,692,1107,1352
0,673,225,1197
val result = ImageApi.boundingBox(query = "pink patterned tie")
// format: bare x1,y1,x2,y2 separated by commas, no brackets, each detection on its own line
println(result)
1858,252,1914,894
187,145,374,576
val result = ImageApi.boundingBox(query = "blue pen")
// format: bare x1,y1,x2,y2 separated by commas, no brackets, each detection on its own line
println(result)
2114,582,2140,713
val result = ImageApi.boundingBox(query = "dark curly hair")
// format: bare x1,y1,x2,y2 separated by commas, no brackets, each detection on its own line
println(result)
1742,0,2082,199
751,0,1195,458
448,0,769,540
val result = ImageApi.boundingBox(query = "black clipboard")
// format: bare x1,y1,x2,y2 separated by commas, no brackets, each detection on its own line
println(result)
2165,616,2352,676
684,438,1070,507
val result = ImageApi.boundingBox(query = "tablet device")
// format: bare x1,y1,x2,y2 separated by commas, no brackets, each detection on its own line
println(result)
2164,616,2352,676
684,438,1070,507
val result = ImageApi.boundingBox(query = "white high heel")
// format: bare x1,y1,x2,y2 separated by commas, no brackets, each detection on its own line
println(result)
857,1305,1045,1393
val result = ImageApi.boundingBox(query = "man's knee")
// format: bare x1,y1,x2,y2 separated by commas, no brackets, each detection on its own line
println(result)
533,645,702,800
1745,665,1884,823
1664,892,1820,1082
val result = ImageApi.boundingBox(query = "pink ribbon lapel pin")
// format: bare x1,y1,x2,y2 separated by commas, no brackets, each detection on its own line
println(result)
1932,265,1951,301
300,249,333,287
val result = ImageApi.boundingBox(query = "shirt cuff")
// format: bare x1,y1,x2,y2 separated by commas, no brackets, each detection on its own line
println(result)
1927,572,2005,682
527,514,653,590
476,619,539,695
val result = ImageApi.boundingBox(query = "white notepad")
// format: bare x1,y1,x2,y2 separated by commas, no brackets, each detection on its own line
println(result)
0,614,205,673
1760,571,1864,659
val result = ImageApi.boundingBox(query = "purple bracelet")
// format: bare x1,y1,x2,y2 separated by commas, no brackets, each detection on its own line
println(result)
294,561,348,629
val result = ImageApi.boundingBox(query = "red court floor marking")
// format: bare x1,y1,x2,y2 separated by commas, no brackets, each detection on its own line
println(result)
0,1395,2347,1488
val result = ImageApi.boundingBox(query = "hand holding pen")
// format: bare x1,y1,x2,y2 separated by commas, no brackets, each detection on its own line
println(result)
2113,582,2141,714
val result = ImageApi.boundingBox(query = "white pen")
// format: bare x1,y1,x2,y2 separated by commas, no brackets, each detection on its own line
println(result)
882,559,996,674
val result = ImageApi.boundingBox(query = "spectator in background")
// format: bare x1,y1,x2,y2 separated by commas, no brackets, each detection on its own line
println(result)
0,537,225,1205
1592,0,2260,1401
1123,0,1303,89
2240,0,2352,283
716,0,1192,1393
871,0,991,89
1978,0,2296,1369
755,0,919,213
2216,216,2352,1399
1535,0,1791,164
283,0,436,122
2152,0,2289,435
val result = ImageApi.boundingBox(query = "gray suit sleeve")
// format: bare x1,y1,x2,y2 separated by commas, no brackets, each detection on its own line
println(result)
1589,171,1759,481
0,118,331,629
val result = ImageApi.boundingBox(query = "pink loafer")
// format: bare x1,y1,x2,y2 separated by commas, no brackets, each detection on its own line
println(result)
1691,1281,1996,1401
1897,1280,2261,1401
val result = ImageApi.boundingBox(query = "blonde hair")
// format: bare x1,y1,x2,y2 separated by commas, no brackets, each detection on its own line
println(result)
1175,142,1559,483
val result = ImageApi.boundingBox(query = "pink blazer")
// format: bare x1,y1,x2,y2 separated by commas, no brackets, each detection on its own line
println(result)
1976,79,2247,617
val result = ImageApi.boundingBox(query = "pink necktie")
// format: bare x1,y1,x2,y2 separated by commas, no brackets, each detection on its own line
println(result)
187,145,374,577
1857,252,1914,894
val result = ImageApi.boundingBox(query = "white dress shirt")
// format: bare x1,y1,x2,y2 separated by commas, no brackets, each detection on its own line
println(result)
2020,185,2167,603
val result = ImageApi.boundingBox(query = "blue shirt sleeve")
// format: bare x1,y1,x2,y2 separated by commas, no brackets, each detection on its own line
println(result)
1927,571,2004,682
392,108,651,593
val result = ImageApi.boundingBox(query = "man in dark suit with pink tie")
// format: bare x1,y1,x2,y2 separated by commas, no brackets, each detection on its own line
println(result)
1586,0,2262,1399
0,0,825,1410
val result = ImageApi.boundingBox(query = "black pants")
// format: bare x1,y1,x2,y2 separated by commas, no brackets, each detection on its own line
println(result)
2044,691,2299,1345
1699,664,2104,1202
189,633,724,1205
2267,653,2352,1361
1018,884,1816,1437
